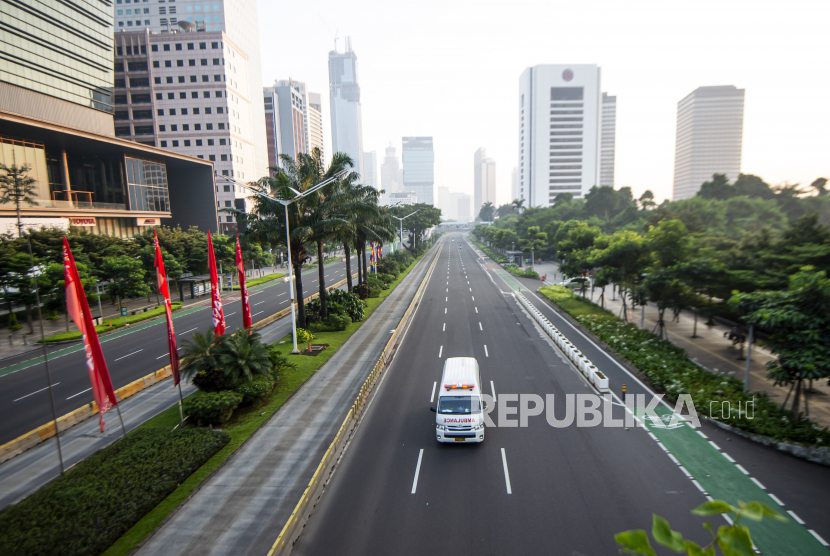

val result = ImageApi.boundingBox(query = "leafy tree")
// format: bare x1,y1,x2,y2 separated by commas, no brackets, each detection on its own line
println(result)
553,192,573,207
642,265,690,339
588,230,649,317
478,201,495,222
583,185,634,220
697,173,733,201
810,177,828,196
391,203,441,251
556,221,601,296
99,255,150,309
638,190,656,210
616,499,785,556
0,163,39,238
496,203,515,218
1,252,43,333
729,267,830,415
296,328,314,353
519,226,547,261
647,219,691,268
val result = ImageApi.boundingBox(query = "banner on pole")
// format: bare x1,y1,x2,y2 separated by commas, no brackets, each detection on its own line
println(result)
63,237,117,432
208,231,226,337
153,230,180,385
236,232,252,329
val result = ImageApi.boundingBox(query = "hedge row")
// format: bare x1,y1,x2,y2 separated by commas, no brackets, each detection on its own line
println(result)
506,264,539,279
469,237,508,264
0,427,229,556
539,285,830,447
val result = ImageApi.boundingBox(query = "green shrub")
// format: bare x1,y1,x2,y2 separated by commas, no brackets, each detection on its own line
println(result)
470,237,508,264
45,310,60,321
368,276,387,291
352,283,370,299
267,345,295,381
183,390,243,426
306,289,365,323
192,368,236,392
377,259,399,278
379,273,395,284
308,311,351,332
539,286,830,446
7,312,20,330
506,264,540,279
234,377,275,406
0,427,229,556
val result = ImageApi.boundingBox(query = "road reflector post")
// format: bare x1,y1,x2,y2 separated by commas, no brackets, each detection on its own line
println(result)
622,384,626,399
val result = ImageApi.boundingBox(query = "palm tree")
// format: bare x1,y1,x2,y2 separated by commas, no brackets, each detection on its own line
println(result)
0,163,39,237
512,198,525,213
479,201,495,222
179,329,271,387
179,329,221,380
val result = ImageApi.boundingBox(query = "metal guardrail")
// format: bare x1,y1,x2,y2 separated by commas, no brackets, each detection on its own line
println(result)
266,239,444,556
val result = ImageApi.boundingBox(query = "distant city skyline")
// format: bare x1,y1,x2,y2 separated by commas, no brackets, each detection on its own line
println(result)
259,0,828,205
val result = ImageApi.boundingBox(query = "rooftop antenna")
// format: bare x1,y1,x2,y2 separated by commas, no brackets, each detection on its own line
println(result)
334,29,339,52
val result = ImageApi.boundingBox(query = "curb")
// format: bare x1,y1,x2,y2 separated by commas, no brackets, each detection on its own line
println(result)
0,275,356,465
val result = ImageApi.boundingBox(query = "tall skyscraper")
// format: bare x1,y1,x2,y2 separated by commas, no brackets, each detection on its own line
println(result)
307,92,325,161
519,64,605,207
511,167,519,201
113,0,269,180
363,151,378,188
436,185,451,219
328,37,364,176
600,93,617,187
473,148,496,213
0,5,218,237
451,192,472,222
672,85,745,200
402,137,434,205
381,145,401,193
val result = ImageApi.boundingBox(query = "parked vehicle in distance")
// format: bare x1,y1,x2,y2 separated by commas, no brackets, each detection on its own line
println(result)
561,277,591,291
431,357,485,443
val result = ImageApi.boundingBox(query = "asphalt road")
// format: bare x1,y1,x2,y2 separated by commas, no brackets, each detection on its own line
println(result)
0,256,361,445
293,233,712,556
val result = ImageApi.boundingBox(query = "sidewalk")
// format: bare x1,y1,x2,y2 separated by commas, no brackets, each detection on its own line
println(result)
0,265,289,361
530,261,830,428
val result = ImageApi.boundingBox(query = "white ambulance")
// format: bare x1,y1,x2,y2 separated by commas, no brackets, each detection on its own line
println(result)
431,357,486,443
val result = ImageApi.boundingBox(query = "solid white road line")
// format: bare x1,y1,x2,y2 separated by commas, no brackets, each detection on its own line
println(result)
501,448,512,494
411,449,424,494
708,440,721,450
788,510,805,525
439,346,443,358
13,383,60,402
430,382,437,402
484,345,489,357
721,452,736,463
67,387,91,400
490,380,497,402
115,349,143,361
479,322,483,331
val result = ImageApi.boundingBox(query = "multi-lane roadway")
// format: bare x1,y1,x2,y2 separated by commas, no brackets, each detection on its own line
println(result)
0,257,359,444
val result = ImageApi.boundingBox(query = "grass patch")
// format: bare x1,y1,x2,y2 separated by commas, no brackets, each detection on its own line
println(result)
232,272,285,290
538,285,830,446
505,264,539,279
0,428,229,556
39,303,184,343
100,245,432,556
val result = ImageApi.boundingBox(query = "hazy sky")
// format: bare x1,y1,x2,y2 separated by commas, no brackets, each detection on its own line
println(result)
258,0,829,205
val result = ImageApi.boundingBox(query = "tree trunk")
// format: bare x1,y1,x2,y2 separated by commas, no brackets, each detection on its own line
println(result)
692,309,698,338
293,255,306,329
362,242,369,283
344,244,353,291
791,378,803,415
317,240,327,318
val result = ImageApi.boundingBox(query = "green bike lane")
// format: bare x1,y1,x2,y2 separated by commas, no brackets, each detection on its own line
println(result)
643,405,829,555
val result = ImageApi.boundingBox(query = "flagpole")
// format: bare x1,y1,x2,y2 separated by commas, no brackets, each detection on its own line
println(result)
27,238,64,474
115,402,127,437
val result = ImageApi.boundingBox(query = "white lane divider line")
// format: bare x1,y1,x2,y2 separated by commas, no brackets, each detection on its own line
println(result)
484,345,489,357
444,308,447,314
67,387,91,400
810,530,829,547
253,311,264,317
225,312,236,317
708,440,721,450
721,452,736,463
446,288,448,293
750,477,766,490
768,493,784,506
469,287,472,292
696,430,708,439
472,296,475,301
430,382,437,403
438,346,443,358
254,301,266,306
735,464,750,475
479,322,483,331
445,297,448,302
443,323,446,331
501,448,512,494
411,449,424,494
115,349,143,361
788,510,805,525
13,383,60,402
490,380,497,402
181,327,198,334
475,307,478,313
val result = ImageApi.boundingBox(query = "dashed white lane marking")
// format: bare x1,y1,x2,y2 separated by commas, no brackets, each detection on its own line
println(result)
491,380,497,402
708,440,721,450
430,382,437,403
735,464,750,475
479,322,483,331
225,312,236,317
66,387,91,400
469,287,472,292
253,311,264,317
438,346,443,358
181,327,198,334
721,452,736,463
444,308,447,314
472,296,475,301
501,448,512,494
788,510,805,525
443,323,446,331
768,493,784,506
115,349,143,361
13,383,60,402
750,477,766,490
810,530,829,547
696,430,708,439
254,301,266,306
475,307,478,313
484,345,489,357
411,449,424,494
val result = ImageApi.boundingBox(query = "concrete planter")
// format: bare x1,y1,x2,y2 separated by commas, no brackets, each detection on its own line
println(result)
592,369,609,391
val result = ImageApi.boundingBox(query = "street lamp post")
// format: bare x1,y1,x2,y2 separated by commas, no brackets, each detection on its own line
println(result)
216,169,347,354
390,209,419,251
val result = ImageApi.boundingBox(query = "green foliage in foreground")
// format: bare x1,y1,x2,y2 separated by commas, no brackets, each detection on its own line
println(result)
40,302,183,342
616,499,785,556
539,285,830,446
0,427,229,556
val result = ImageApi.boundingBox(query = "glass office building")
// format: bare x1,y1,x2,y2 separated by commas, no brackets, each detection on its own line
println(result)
402,137,434,205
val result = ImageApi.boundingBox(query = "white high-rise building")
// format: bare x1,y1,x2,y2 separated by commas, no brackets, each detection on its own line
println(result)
518,64,603,206
511,167,518,201
402,137,434,205
473,147,496,214
307,92,324,161
114,0,269,181
380,145,401,194
599,93,616,187
451,192,472,222
436,185,451,219
363,151,378,188
328,37,364,176
672,85,745,200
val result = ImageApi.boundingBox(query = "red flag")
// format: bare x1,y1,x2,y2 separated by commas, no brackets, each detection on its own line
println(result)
235,233,252,329
153,230,180,385
208,231,226,337
63,237,117,432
